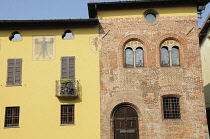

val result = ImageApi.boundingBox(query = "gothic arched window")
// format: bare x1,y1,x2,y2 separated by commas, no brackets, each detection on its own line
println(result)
171,46,180,66
135,47,143,67
161,46,169,66
124,41,144,67
160,40,180,67
125,47,133,67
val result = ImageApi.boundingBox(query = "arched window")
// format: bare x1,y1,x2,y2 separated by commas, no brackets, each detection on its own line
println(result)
9,31,22,41
125,47,133,67
161,46,169,66
135,47,143,67
171,46,180,66
160,40,180,67
124,41,144,67
62,30,74,39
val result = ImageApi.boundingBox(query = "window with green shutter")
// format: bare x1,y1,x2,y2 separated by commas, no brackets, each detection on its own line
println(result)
7,59,22,86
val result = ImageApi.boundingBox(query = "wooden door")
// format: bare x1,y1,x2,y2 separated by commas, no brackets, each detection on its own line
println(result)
114,106,139,139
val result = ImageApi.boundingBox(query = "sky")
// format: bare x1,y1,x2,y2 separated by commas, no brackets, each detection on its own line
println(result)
0,0,209,27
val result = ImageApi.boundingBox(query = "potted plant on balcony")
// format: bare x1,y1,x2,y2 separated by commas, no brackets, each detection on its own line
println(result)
60,79,71,84
60,79,75,96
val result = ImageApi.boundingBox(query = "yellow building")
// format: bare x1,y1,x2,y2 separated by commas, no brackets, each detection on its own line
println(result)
0,0,209,139
200,13,210,135
0,19,101,139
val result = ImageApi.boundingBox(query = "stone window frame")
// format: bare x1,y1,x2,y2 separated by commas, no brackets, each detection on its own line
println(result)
124,40,145,68
143,9,159,25
160,40,181,67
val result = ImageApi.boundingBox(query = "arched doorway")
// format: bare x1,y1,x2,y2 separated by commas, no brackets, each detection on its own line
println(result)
113,104,139,139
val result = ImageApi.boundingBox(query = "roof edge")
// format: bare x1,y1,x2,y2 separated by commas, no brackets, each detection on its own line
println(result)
88,0,210,18
0,18,99,29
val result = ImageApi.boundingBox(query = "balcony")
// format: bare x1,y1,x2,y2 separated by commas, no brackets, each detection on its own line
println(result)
56,79,79,98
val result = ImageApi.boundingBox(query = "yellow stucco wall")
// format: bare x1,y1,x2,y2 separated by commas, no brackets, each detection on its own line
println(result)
0,27,100,139
97,6,197,19
200,28,210,108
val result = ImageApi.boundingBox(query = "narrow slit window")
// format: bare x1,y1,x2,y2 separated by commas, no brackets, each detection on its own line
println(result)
171,46,180,66
125,47,133,67
62,30,74,39
135,47,143,67
161,46,169,66
5,107,20,127
9,32,22,41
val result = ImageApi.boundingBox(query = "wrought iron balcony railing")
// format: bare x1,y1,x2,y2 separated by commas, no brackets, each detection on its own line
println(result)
55,80,78,98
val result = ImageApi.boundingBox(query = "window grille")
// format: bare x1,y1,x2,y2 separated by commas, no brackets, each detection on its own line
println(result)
61,105,74,124
5,107,20,127
163,97,180,119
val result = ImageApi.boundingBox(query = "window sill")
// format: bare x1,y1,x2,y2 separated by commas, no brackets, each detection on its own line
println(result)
6,85,22,87
60,124,75,126
162,118,183,123
4,126,20,128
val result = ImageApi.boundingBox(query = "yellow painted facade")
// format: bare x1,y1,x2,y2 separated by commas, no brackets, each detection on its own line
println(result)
0,27,100,139
200,27,210,107
97,6,197,19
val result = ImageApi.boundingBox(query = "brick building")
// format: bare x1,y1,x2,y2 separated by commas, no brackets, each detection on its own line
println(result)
88,0,210,138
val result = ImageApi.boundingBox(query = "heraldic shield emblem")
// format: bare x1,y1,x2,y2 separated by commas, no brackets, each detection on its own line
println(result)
89,36,102,53
33,36,55,61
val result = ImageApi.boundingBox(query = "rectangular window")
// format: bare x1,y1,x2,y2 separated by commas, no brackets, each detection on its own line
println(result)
7,59,22,86
5,107,20,127
163,97,180,119
61,105,74,124
61,56,75,81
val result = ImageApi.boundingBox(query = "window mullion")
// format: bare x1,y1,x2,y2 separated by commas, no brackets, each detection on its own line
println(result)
133,50,136,67
168,48,172,67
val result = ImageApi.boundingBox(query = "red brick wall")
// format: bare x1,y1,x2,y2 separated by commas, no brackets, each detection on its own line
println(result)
99,15,209,139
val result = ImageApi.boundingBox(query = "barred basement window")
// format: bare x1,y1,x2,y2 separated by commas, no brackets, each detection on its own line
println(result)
5,107,20,127
163,97,180,119
61,105,74,124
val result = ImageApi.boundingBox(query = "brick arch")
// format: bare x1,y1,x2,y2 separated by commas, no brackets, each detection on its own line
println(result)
155,34,187,66
110,102,142,139
118,34,150,67
110,102,141,119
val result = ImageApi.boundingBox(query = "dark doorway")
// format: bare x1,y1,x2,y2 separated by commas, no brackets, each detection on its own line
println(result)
206,107,210,136
113,105,139,139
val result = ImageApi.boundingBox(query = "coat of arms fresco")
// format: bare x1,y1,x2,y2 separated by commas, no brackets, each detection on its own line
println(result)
33,36,55,61
89,36,102,53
